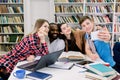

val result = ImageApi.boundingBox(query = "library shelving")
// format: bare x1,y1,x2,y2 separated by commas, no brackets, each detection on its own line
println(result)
0,0,24,55
54,0,84,28
54,0,120,47
113,0,120,43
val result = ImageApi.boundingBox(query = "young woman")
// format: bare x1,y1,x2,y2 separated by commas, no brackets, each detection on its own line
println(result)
0,19,49,80
57,23,86,54
79,16,115,67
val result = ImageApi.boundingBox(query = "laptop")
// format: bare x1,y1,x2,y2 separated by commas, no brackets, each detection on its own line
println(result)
17,49,64,71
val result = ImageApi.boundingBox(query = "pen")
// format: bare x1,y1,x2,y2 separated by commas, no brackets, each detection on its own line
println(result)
64,61,68,64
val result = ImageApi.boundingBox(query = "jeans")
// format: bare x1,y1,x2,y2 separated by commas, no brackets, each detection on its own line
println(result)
113,42,120,73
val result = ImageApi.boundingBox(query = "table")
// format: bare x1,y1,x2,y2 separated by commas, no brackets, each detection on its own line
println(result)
8,51,105,80
8,61,92,80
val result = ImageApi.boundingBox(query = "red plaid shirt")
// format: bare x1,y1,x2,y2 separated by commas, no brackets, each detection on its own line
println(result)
0,33,48,73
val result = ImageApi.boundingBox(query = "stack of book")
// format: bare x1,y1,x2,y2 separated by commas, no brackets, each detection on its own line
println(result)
85,63,117,80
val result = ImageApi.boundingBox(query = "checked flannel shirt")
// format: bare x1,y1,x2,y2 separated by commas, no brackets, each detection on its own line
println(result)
0,33,48,73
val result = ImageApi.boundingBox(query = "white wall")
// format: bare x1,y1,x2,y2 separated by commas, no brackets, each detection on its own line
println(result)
24,0,55,35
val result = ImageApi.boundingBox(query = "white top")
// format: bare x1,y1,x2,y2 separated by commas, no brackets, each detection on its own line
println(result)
48,38,65,53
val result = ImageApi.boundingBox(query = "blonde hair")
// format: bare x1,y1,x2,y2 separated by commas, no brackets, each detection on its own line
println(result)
28,19,49,35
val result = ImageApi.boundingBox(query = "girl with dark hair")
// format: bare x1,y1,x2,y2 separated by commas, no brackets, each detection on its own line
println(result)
57,23,86,54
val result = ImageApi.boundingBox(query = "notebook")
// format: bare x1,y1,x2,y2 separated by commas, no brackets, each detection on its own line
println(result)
26,71,52,80
85,69,117,80
48,62,74,70
17,49,64,71
85,63,116,76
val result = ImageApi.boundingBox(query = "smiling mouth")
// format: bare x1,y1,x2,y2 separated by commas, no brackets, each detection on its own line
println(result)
53,34,58,36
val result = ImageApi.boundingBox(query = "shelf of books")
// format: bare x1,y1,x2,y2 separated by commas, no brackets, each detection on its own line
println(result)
54,0,120,46
0,0,24,55
54,0,84,28
113,0,120,44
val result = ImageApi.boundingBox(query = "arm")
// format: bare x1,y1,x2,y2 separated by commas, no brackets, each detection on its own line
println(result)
30,33,48,56
27,55,35,62
85,41,99,60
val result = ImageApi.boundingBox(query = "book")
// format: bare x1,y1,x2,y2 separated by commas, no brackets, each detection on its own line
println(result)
112,75,120,80
26,71,52,80
85,63,116,76
48,62,74,70
85,70,117,80
74,60,93,68
59,51,85,61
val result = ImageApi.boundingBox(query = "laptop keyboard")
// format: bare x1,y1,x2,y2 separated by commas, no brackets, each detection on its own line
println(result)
24,63,37,69
18,60,39,69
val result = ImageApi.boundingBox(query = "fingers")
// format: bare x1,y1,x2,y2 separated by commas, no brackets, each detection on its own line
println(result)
27,55,35,62
90,54,99,60
37,31,46,43
98,31,110,41
102,26,108,31
38,29,47,36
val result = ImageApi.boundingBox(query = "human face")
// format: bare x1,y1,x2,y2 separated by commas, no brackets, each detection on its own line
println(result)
50,25,59,39
39,22,49,36
81,19,94,33
60,24,71,36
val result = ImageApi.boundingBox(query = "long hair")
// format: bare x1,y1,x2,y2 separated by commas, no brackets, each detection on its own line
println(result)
57,23,76,51
28,19,49,35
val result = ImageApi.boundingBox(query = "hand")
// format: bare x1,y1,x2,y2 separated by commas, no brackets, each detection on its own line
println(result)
98,31,111,42
37,30,47,43
27,55,35,62
89,54,99,60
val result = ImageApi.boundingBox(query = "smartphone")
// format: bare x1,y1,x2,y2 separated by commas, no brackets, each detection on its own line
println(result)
91,31,100,40
77,60,93,65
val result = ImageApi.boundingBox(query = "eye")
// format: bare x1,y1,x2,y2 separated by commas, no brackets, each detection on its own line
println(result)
82,25,85,27
44,25,49,29
44,25,47,28
66,24,69,27
86,22,90,25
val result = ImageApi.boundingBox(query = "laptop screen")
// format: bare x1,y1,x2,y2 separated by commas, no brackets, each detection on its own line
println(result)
34,49,64,71
17,49,64,71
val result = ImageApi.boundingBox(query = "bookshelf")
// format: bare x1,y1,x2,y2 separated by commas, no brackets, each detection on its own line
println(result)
0,0,24,55
54,0,120,47
113,0,120,43
54,0,84,28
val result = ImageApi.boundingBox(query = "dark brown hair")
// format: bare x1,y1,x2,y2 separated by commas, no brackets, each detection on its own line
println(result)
57,23,76,52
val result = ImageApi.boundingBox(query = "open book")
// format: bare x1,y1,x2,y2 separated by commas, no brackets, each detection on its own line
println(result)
59,51,85,61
